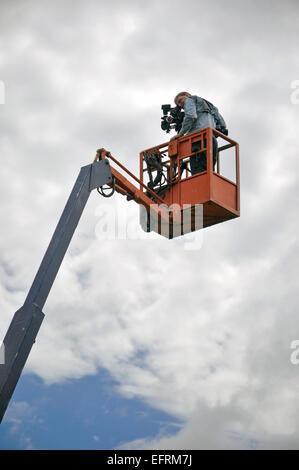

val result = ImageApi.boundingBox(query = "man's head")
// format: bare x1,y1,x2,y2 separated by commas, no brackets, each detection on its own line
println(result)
174,91,191,108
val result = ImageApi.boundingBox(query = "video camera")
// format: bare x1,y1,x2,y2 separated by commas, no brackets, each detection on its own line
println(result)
161,104,184,134
160,103,228,136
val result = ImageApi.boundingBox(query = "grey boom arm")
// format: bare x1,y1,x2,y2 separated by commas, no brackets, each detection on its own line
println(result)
0,159,112,422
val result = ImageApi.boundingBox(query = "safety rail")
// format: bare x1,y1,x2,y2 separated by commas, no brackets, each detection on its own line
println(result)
140,127,240,212
94,148,165,205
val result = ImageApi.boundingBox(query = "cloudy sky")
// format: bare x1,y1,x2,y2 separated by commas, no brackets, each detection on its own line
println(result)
0,0,299,450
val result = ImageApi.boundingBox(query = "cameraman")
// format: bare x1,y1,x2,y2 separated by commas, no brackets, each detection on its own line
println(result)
171,91,222,175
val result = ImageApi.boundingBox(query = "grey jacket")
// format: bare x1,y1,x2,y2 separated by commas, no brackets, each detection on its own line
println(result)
179,95,216,136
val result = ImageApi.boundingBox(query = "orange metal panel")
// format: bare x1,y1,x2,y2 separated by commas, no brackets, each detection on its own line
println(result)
179,174,210,206
178,139,191,158
168,140,178,157
211,174,238,212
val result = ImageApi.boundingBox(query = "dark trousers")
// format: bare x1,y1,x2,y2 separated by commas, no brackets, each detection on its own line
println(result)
190,135,218,175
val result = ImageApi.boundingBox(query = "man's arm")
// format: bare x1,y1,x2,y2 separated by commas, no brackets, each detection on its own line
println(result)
170,97,197,140
178,97,197,136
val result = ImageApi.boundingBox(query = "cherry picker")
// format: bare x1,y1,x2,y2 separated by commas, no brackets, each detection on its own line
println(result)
0,126,239,422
